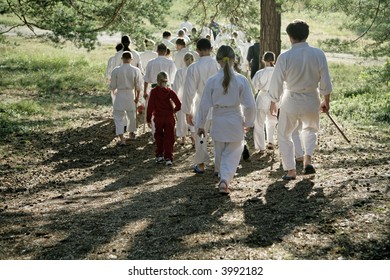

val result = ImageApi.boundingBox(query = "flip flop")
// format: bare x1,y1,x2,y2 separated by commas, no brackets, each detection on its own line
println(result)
218,181,230,195
193,165,205,174
282,175,296,181
303,164,316,175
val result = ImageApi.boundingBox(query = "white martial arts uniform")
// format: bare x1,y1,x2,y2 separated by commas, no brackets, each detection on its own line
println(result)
182,56,219,165
267,42,332,171
143,56,177,86
140,50,158,70
252,66,278,151
172,66,195,137
105,54,117,104
114,49,143,72
196,68,256,184
110,63,143,135
174,47,189,70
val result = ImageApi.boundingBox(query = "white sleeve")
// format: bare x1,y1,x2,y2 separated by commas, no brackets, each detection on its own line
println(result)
196,79,213,129
267,56,285,103
182,65,197,114
241,77,256,127
109,68,118,91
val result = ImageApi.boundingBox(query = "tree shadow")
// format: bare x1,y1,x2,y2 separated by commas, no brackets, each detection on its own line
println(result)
244,178,324,247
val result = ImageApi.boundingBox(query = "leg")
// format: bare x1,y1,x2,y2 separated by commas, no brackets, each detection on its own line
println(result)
163,116,176,162
193,118,211,171
153,118,164,158
301,111,320,169
277,110,299,178
265,111,278,145
292,120,304,160
218,141,244,193
126,110,137,139
113,109,126,144
253,110,266,151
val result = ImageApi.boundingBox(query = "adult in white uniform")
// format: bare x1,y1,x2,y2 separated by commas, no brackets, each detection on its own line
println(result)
252,51,277,152
182,38,219,174
110,51,143,145
172,53,195,146
105,43,124,104
180,16,193,33
267,19,332,180
196,45,256,194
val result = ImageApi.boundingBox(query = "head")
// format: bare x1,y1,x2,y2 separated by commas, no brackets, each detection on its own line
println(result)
183,52,195,67
121,35,131,47
162,31,171,39
157,72,169,88
121,51,133,63
178,29,185,37
166,48,171,58
144,38,155,49
157,43,168,56
182,27,188,34
262,51,276,66
216,45,235,93
115,43,123,52
184,15,189,22
286,19,309,43
196,38,212,56
176,38,186,50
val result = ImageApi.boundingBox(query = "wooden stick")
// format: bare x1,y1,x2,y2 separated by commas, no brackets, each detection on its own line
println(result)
326,112,351,143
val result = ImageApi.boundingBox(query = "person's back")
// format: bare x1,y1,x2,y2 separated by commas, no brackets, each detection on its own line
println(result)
247,41,260,78
144,44,177,86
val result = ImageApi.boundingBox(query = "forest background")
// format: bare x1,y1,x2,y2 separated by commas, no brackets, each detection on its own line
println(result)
0,0,389,261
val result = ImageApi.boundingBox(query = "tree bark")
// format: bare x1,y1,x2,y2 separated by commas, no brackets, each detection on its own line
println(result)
260,0,281,68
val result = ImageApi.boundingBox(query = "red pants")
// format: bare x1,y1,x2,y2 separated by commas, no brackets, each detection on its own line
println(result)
154,115,176,161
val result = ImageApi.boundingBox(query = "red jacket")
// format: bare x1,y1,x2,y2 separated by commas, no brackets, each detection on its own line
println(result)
146,86,181,123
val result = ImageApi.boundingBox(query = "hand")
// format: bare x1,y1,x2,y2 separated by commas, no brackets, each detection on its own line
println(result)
186,114,194,126
134,97,139,104
244,127,250,133
270,101,278,117
143,93,149,100
147,122,152,128
320,100,329,113
197,128,205,137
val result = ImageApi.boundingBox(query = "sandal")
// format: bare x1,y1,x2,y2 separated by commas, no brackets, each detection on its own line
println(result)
303,164,316,175
218,180,230,195
193,165,205,174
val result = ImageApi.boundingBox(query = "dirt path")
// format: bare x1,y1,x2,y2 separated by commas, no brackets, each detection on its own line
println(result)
0,100,389,260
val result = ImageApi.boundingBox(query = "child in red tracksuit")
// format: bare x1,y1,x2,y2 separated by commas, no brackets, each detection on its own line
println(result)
146,72,181,166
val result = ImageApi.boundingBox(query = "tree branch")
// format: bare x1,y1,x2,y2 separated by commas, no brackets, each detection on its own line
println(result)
351,0,381,43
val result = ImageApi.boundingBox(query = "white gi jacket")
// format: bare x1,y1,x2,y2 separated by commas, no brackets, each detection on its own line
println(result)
143,56,177,85
114,50,143,72
110,64,143,111
252,66,274,110
182,56,219,118
267,42,332,113
196,69,256,142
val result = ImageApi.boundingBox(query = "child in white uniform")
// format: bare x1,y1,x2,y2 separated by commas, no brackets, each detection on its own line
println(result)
172,52,195,146
196,45,256,194
252,51,278,153
110,51,143,145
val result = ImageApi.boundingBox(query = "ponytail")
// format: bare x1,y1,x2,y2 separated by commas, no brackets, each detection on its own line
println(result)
216,45,235,94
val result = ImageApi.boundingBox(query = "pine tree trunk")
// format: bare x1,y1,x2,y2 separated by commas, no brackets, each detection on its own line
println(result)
260,0,281,67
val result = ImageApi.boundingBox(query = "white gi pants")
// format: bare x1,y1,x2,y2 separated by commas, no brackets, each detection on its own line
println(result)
292,121,304,159
278,109,319,170
214,141,244,184
113,110,136,135
254,108,278,150
111,90,128,128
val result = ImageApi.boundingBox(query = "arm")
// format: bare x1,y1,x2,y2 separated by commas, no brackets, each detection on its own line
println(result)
241,78,256,128
182,65,197,125
146,90,155,124
170,89,182,113
195,79,213,130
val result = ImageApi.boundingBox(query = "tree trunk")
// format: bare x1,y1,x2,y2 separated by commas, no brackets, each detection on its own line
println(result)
260,0,281,68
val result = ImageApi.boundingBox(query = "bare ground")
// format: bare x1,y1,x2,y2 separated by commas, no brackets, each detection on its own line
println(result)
0,91,389,260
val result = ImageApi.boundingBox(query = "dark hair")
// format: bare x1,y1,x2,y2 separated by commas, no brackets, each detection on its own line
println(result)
162,31,171,38
121,35,131,46
286,19,309,41
157,43,167,54
121,51,133,60
262,51,275,64
196,38,212,51
115,43,123,52
176,38,186,46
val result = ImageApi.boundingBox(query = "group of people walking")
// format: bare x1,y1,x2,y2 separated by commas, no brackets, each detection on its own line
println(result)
106,19,332,195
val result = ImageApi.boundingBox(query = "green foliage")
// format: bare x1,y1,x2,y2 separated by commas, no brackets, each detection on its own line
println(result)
330,60,390,125
2,0,173,50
